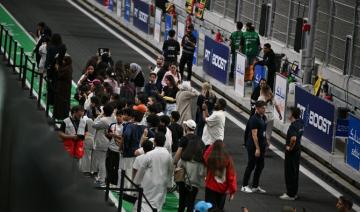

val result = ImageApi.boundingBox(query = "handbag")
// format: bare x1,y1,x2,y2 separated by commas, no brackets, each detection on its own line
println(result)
174,165,193,191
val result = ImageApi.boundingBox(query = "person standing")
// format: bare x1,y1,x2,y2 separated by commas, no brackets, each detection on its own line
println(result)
241,100,267,193
229,22,243,79
163,29,180,66
176,81,198,124
280,107,304,200
179,24,197,81
92,104,115,187
33,22,52,66
250,78,267,115
53,56,73,120
195,82,217,137
168,111,184,153
133,132,173,212
161,75,179,116
173,119,205,212
201,98,227,147
45,34,66,106
240,22,260,65
203,140,236,210
257,43,276,90
129,63,145,93
58,105,86,159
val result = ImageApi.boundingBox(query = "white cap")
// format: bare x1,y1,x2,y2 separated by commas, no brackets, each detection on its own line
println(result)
183,119,196,130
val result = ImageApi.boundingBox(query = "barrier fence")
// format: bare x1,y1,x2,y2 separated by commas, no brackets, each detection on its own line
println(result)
0,24,47,113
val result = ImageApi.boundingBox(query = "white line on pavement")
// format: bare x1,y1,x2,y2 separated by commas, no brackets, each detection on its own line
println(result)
65,1,360,210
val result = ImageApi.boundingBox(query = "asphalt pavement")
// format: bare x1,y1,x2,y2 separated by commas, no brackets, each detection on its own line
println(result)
0,0,347,211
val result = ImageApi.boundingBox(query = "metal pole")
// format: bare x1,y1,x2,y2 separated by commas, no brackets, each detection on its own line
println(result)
18,47,24,81
22,55,28,89
3,30,8,61
349,1,359,76
13,41,17,73
105,177,110,202
29,62,35,98
0,25,4,52
7,36,13,66
285,0,293,47
325,0,334,65
137,187,143,212
302,0,318,84
38,73,43,109
252,0,257,25
118,170,125,212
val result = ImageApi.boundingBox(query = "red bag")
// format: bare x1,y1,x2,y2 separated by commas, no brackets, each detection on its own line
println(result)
63,139,84,159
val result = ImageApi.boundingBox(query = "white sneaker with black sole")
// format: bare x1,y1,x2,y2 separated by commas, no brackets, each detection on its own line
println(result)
251,186,266,193
279,193,297,200
241,186,253,193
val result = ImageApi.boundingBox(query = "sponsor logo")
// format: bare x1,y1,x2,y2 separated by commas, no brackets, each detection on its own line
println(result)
297,103,332,135
204,49,227,71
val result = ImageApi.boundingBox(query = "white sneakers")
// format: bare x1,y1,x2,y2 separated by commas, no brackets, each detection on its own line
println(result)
241,186,267,193
279,193,298,200
241,186,253,193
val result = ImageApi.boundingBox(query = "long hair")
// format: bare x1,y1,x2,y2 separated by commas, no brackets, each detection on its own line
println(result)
165,75,176,88
207,140,233,176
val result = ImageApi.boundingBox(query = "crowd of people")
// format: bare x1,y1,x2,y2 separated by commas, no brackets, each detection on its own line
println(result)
31,20,353,212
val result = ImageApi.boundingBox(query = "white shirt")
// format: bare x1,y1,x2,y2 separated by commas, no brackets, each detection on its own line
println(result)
108,123,123,152
133,147,173,212
202,110,226,145
165,127,173,153
38,43,47,71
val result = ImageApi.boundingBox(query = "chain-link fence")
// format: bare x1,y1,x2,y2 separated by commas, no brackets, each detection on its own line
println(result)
207,0,360,77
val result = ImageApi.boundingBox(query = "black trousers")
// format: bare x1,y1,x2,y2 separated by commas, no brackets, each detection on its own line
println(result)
230,52,236,78
179,54,194,81
205,187,227,210
177,182,198,212
105,149,120,185
242,145,265,188
285,150,300,197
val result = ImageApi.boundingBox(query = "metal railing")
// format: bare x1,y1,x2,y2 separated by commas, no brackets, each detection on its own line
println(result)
0,24,48,115
104,170,158,212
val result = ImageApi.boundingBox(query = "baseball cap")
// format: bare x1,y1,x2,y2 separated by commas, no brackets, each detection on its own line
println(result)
183,119,196,130
195,201,212,212
133,104,147,113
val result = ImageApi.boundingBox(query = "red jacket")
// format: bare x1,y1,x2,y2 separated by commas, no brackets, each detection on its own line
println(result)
203,145,237,194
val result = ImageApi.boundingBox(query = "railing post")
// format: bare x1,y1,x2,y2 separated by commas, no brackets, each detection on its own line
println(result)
0,25,4,53
137,187,143,212
22,55,28,89
118,170,125,212
29,62,35,98
38,73,43,109
13,40,17,73
7,35,13,66
3,29,8,61
18,47,24,81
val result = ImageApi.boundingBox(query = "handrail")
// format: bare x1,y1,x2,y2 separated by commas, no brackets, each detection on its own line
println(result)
0,24,49,115
104,170,158,212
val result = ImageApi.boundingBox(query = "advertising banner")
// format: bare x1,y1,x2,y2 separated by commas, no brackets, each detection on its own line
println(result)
108,0,114,11
116,0,122,17
185,0,195,14
154,8,162,43
192,30,198,65
133,0,150,33
124,0,131,22
347,114,360,171
274,73,288,123
295,85,335,152
252,64,268,90
336,119,349,137
235,53,246,97
203,35,230,84
195,0,207,19
164,14,173,40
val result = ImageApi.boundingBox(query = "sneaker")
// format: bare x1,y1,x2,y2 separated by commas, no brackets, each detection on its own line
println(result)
279,193,297,200
241,186,253,193
251,186,266,193
94,180,106,188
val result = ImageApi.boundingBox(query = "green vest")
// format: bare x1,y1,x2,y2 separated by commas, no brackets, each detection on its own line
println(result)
230,31,242,52
242,31,260,57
